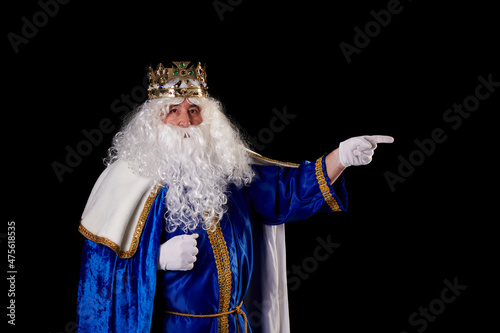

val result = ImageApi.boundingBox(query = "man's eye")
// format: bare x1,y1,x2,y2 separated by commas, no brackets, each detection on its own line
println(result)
169,108,178,113
189,109,199,114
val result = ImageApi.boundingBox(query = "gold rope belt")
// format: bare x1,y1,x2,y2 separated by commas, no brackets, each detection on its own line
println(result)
164,301,248,333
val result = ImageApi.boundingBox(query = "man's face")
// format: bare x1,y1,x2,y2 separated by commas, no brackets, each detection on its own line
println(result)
163,99,203,127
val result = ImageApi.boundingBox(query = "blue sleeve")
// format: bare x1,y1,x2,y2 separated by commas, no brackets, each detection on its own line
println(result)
76,189,165,332
248,155,347,225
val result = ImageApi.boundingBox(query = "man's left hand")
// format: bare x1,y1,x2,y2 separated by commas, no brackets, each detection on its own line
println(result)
338,135,394,167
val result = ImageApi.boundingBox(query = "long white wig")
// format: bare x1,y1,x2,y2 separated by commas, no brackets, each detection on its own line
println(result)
105,96,255,232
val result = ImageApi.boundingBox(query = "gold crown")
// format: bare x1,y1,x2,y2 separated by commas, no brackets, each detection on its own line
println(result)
147,61,208,99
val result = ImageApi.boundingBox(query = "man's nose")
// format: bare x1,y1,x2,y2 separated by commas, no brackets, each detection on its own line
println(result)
177,112,191,128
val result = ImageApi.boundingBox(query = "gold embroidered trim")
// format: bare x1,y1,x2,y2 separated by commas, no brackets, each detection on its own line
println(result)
315,157,342,212
78,186,161,259
78,223,122,253
206,222,232,333
246,150,300,168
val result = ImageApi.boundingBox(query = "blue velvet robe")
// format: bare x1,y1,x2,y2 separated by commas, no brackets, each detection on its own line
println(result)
76,156,347,332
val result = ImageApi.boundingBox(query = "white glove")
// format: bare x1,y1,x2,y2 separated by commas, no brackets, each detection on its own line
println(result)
339,135,394,167
157,233,199,271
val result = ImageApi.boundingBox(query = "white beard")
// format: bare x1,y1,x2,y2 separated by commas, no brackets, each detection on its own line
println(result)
106,98,255,233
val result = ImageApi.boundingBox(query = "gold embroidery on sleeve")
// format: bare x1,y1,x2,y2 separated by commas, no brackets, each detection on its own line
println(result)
315,157,342,212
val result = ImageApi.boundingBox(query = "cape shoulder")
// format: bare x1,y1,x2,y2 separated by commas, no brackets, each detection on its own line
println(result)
79,160,159,258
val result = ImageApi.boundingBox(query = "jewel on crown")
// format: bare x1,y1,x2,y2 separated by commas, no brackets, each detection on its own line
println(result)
147,61,208,99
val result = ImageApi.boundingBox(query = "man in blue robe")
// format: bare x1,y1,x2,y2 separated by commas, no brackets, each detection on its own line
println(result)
76,61,393,332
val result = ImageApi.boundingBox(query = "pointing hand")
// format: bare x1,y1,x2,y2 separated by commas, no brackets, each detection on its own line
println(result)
339,135,394,167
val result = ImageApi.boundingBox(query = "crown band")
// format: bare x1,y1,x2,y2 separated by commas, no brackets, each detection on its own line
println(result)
147,61,208,99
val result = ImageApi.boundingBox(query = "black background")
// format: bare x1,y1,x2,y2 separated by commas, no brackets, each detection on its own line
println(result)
3,0,498,332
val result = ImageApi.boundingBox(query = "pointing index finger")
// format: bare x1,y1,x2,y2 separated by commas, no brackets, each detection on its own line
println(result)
365,135,394,144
